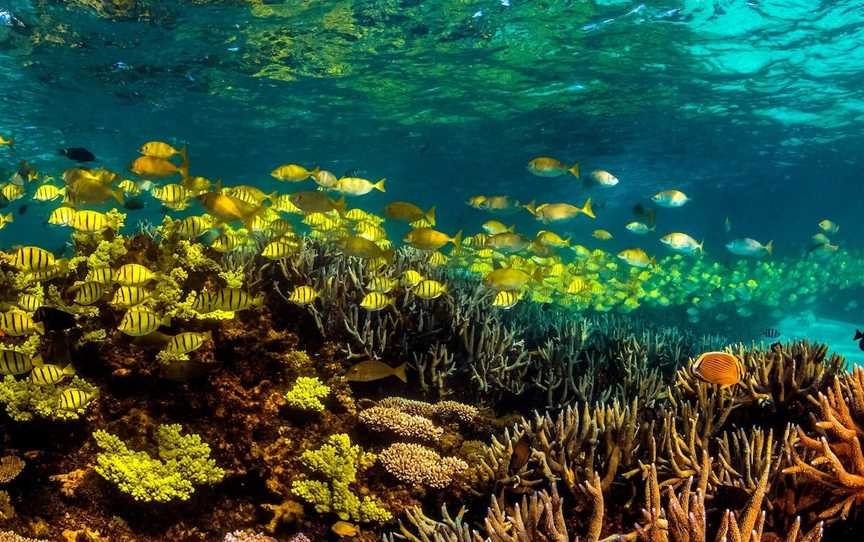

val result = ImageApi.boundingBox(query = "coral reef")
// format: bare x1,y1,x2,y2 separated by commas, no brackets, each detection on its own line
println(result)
284,376,330,412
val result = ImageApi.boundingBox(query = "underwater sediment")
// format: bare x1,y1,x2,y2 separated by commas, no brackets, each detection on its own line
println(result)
0,145,860,542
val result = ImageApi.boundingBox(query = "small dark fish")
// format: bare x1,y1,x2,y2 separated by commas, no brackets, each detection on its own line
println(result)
632,203,645,217
855,329,863,342
59,147,96,162
17,205,26,215
123,198,145,210
769,341,782,351
33,306,77,332
508,434,532,473
763,328,780,338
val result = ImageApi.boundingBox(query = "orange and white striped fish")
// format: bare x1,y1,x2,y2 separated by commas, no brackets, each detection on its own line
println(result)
691,351,744,387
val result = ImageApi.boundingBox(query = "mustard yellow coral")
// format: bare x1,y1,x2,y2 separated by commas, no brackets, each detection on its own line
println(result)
285,377,329,412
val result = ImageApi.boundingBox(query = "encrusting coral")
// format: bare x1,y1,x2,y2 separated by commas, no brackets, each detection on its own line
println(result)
92,424,225,502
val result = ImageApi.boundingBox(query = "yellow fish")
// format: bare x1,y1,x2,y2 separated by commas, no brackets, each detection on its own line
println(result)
403,228,461,251
118,308,171,336
525,198,595,222
617,248,656,268
70,210,113,233
58,388,95,411
110,286,152,307
345,359,407,382
414,279,447,300
139,141,184,159
33,185,66,202
818,220,839,234
197,192,262,224
70,281,109,305
492,290,521,309
0,310,45,336
0,212,12,230
114,264,157,285
164,331,213,355
193,288,263,313
0,350,38,375
384,202,435,225
271,164,318,182
0,135,14,147
288,286,319,305
340,236,394,262
312,169,338,189
30,363,75,385
359,292,394,311
484,267,538,291
334,177,386,196
535,230,570,248
592,229,613,240
48,206,77,226
527,157,579,178
130,155,188,180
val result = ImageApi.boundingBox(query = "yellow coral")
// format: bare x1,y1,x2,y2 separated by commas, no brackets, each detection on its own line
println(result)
285,377,330,412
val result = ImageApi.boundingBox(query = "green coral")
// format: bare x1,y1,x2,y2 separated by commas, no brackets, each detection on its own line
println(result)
218,268,246,289
0,376,98,421
174,240,222,273
93,424,224,502
291,433,391,523
285,376,329,412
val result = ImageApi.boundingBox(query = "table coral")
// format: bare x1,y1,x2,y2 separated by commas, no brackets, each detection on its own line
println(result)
378,442,467,489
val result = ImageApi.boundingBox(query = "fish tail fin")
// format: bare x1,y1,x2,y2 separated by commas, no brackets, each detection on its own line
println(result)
425,206,436,226
394,362,408,383
111,188,125,205
382,249,395,264
855,329,863,341
32,354,44,367
309,166,320,179
581,197,596,219
765,240,774,256
374,178,386,192
698,240,705,254
63,364,76,376
179,146,190,182
569,162,580,178
507,224,515,233
58,187,67,196
451,230,463,247
523,200,536,216
204,330,214,342
651,256,658,270
564,237,572,247
334,195,347,216
3,213,12,223
34,322,45,335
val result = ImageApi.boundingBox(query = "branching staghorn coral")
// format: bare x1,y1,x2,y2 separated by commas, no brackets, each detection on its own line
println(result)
782,367,864,523
477,399,640,502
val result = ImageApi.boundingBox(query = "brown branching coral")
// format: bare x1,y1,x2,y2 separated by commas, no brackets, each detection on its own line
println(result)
477,399,640,501
783,367,864,523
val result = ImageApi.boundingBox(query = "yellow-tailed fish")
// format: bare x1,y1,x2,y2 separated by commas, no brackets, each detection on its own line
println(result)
527,157,579,178
271,164,318,182
384,202,435,225
10,246,57,271
660,233,703,255
592,229,613,240
818,220,839,234
492,290,522,309
0,350,38,375
345,359,407,382
139,141,184,159
651,189,689,208
33,185,66,202
402,270,424,288
525,198,595,222
71,281,109,305
16,293,41,312
70,210,114,233
48,206,77,226
334,177,385,196
617,249,655,268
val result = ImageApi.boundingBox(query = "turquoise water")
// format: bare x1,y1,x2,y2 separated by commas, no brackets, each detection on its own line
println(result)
0,0,862,354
